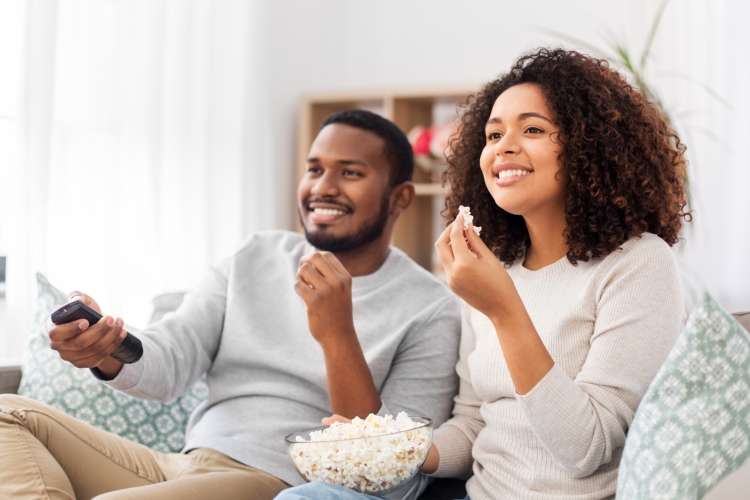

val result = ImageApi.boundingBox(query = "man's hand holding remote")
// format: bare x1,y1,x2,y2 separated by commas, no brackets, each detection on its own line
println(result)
48,293,125,379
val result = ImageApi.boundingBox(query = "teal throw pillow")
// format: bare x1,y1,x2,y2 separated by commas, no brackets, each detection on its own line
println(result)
18,273,208,452
617,293,750,499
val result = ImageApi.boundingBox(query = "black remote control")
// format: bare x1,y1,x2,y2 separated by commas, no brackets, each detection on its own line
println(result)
51,300,143,364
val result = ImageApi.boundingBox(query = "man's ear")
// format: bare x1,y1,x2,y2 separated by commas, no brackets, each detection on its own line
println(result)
389,182,415,217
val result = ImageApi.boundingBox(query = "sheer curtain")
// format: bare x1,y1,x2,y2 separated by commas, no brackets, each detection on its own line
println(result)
654,0,750,312
1,0,278,361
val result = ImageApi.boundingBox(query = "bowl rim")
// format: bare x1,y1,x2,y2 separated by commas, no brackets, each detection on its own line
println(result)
284,416,432,444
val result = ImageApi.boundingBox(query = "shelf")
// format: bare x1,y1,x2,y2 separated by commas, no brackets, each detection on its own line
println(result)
414,183,447,196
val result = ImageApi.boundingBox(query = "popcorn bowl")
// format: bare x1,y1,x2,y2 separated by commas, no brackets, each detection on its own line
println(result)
285,415,432,495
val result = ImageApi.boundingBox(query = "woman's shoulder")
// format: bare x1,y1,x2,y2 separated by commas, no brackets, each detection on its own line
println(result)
602,232,675,266
594,232,679,288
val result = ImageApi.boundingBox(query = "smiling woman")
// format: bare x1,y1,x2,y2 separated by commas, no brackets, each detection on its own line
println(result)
445,49,689,266
422,48,690,500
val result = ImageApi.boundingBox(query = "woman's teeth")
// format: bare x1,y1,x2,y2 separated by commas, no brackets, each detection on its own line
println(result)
497,169,530,180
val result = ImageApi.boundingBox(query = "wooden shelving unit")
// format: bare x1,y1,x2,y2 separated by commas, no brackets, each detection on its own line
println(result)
298,87,475,271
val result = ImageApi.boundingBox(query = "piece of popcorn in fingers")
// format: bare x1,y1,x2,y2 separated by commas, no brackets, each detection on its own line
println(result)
457,205,482,236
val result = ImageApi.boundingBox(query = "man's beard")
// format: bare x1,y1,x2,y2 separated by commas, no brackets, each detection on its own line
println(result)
301,195,390,253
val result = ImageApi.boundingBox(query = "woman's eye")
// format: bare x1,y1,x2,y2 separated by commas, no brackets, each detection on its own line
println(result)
487,131,503,141
526,126,544,134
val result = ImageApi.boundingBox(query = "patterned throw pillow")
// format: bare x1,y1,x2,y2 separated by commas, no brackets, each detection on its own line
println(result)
18,273,208,452
617,293,750,499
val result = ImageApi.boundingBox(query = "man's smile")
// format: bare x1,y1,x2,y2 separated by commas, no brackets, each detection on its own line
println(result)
306,201,352,225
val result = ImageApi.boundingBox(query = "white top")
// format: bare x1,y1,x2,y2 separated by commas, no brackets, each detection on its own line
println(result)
431,233,685,499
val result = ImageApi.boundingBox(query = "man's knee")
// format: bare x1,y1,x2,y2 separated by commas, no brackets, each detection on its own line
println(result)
0,395,58,430
0,394,36,416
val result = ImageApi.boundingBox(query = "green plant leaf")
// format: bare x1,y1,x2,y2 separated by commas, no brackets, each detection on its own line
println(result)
641,0,671,70
654,71,732,109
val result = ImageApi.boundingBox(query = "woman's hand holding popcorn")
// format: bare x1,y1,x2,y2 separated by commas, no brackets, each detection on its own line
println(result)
435,207,523,326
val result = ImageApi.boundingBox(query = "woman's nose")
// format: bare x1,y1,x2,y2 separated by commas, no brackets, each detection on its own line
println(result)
495,133,520,156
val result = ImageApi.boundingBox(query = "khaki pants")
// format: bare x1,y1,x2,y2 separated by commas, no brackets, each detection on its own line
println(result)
0,394,289,500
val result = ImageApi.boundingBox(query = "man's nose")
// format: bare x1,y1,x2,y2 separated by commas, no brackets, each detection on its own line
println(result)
311,171,340,196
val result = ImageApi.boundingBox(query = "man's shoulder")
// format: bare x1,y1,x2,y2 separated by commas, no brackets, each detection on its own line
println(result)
231,230,306,260
384,248,458,309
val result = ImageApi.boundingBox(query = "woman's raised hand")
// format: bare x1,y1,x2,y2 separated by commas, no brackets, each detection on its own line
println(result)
435,214,519,324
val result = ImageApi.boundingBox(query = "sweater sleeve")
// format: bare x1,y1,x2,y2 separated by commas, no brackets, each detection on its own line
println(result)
378,296,461,429
101,258,229,402
516,238,684,478
431,303,486,479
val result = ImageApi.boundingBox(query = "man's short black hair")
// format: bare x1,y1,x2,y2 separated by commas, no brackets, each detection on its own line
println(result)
322,109,414,185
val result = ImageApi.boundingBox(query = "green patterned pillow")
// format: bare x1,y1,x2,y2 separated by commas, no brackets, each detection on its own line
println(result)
18,273,208,452
617,293,750,499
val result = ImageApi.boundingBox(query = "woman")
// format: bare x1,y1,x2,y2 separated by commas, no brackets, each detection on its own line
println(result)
277,47,689,500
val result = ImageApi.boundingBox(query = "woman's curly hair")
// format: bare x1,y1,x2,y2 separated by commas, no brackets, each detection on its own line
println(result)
444,48,691,265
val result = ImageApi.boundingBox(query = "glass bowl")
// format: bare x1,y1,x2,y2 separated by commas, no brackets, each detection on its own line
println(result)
285,416,432,495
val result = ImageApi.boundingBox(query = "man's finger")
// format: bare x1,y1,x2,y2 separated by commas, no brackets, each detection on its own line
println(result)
307,252,337,281
294,279,313,300
298,262,326,290
319,252,349,281
56,320,122,363
68,291,102,314
89,321,126,357
49,321,89,343
54,317,113,352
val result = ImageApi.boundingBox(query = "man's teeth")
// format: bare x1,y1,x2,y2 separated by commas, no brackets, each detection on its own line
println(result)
313,207,346,216
497,169,531,180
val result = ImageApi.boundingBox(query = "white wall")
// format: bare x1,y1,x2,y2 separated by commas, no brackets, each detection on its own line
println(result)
260,0,749,312
260,0,654,228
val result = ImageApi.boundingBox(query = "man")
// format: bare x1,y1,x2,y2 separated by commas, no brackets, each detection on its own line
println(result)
0,110,460,500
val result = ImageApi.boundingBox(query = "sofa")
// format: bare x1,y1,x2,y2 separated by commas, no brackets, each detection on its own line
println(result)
2,302,749,499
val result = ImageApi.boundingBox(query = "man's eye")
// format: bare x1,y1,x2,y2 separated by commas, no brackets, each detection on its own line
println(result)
486,131,503,141
343,170,362,178
526,126,544,134
306,166,322,174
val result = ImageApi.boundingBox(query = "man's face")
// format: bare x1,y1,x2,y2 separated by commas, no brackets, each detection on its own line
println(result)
297,123,393,252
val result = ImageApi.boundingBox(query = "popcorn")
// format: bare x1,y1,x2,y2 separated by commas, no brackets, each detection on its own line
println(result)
458,205,482,235
288,412,432,493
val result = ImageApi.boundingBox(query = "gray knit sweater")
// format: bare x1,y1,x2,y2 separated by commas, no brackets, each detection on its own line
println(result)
102,231,461,488
431,233,684,499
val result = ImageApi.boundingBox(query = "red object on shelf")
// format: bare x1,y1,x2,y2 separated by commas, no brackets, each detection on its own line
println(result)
408,126,433,157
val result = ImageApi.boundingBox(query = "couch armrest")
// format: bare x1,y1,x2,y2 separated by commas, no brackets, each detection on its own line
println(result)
0,365,22,394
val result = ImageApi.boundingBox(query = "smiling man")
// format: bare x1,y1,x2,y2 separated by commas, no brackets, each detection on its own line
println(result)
0,110,460,500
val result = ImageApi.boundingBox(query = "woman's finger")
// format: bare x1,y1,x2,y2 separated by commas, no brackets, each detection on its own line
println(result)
449,216,474,261
464,221,490,258
434,224,454,269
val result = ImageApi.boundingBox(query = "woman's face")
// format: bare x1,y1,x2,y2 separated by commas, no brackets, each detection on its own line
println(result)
479,83,565,219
